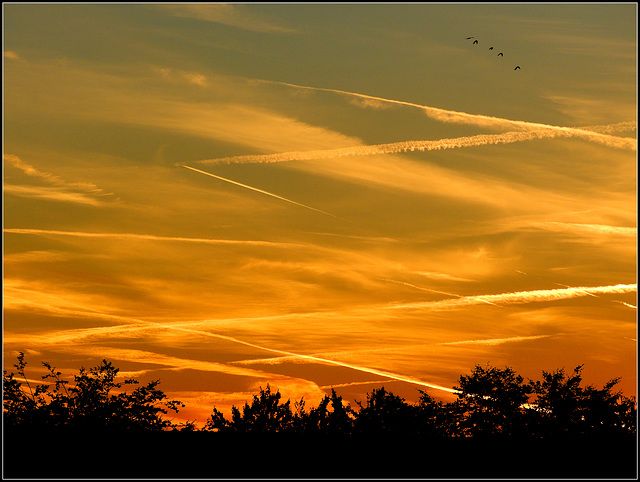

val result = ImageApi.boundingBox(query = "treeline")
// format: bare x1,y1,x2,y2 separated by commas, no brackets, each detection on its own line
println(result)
3,354,638,478
3,353,636,438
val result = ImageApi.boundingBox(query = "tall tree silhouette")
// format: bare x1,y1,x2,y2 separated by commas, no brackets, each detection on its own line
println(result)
3,352,185,431
205,384,294,432
353,387,418,434
451,364,532,438
297,388,355,434
415,390,448,437
529,365,636,438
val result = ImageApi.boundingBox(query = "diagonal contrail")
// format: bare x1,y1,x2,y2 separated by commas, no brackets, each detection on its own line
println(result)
196,122,636,165
177,163,348,221
3,228,303,248
256,79,637,142
389,283,637,310
4,303,457,395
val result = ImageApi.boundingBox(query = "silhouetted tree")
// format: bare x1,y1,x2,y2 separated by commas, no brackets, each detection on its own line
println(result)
3,353,184,431
415,390,448,437
5,354,636,442
296,388,355,434
451,364,532,438
353,387,418,434
529,365,636,438
205,384,294,432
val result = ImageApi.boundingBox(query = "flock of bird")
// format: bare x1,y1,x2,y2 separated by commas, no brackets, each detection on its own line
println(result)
466,36,520,70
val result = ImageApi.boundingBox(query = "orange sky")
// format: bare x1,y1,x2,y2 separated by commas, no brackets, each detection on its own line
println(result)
3,3,636,426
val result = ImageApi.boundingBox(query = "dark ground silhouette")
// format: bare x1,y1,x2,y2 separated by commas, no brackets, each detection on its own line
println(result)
3,354,637,478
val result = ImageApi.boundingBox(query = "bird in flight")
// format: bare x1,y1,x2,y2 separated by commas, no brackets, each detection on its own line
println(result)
466,36,474,39
497,52,504,57
489,46,494,50
473,39,478,44
514,65,521,70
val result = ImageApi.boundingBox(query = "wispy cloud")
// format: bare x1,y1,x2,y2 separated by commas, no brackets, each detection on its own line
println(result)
153,67,210,87
3,185,107,206
4,154,110,194
3,154,114,206
156,4,296,33
415,272,476,283
4,50,25,62
532,222,637,238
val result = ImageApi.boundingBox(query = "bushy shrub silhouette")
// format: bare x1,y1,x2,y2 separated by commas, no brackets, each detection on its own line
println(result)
3,352,186,432
205,384,294,432
529,365,637,438
353,387,418,434
294,388,355,434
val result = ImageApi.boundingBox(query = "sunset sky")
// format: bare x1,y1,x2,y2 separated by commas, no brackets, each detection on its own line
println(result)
3,3,637,426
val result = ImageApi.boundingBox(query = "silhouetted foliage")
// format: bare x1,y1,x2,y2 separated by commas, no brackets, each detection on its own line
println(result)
4,354,636,440
415,389,448,437
354,387,419,434
293,388,356,434
4,354,636,479
529,365,637,438
3,352,186,432
450,363,533,439
205,384,294,432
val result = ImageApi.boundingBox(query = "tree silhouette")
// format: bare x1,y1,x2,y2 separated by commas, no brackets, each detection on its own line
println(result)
3,352,185,432
4,354,636,440
529,365,636,438
415,390,448,437
205,384,294,432
451,364,533,438
353,387,419,434
4,354,637,479
296,388,355,435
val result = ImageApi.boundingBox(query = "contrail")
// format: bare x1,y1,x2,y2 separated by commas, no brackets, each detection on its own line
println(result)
319,380,401,390
377,277,463,298
534,222,637,238
5,300,457,395
377,277,502,306
438,334,555,346
196,122,636,165
554,282,597,298
236,333,555,366
3,228,302,248
255,79,636,145
177,163,347,221
389,283,637,310
378,278,502,307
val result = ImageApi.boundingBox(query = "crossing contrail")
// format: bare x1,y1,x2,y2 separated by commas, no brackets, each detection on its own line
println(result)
196,122,636,166
5,302,457,395
255,79,636,142
389,283,637,310
177,163,348,221
376,277,501,306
